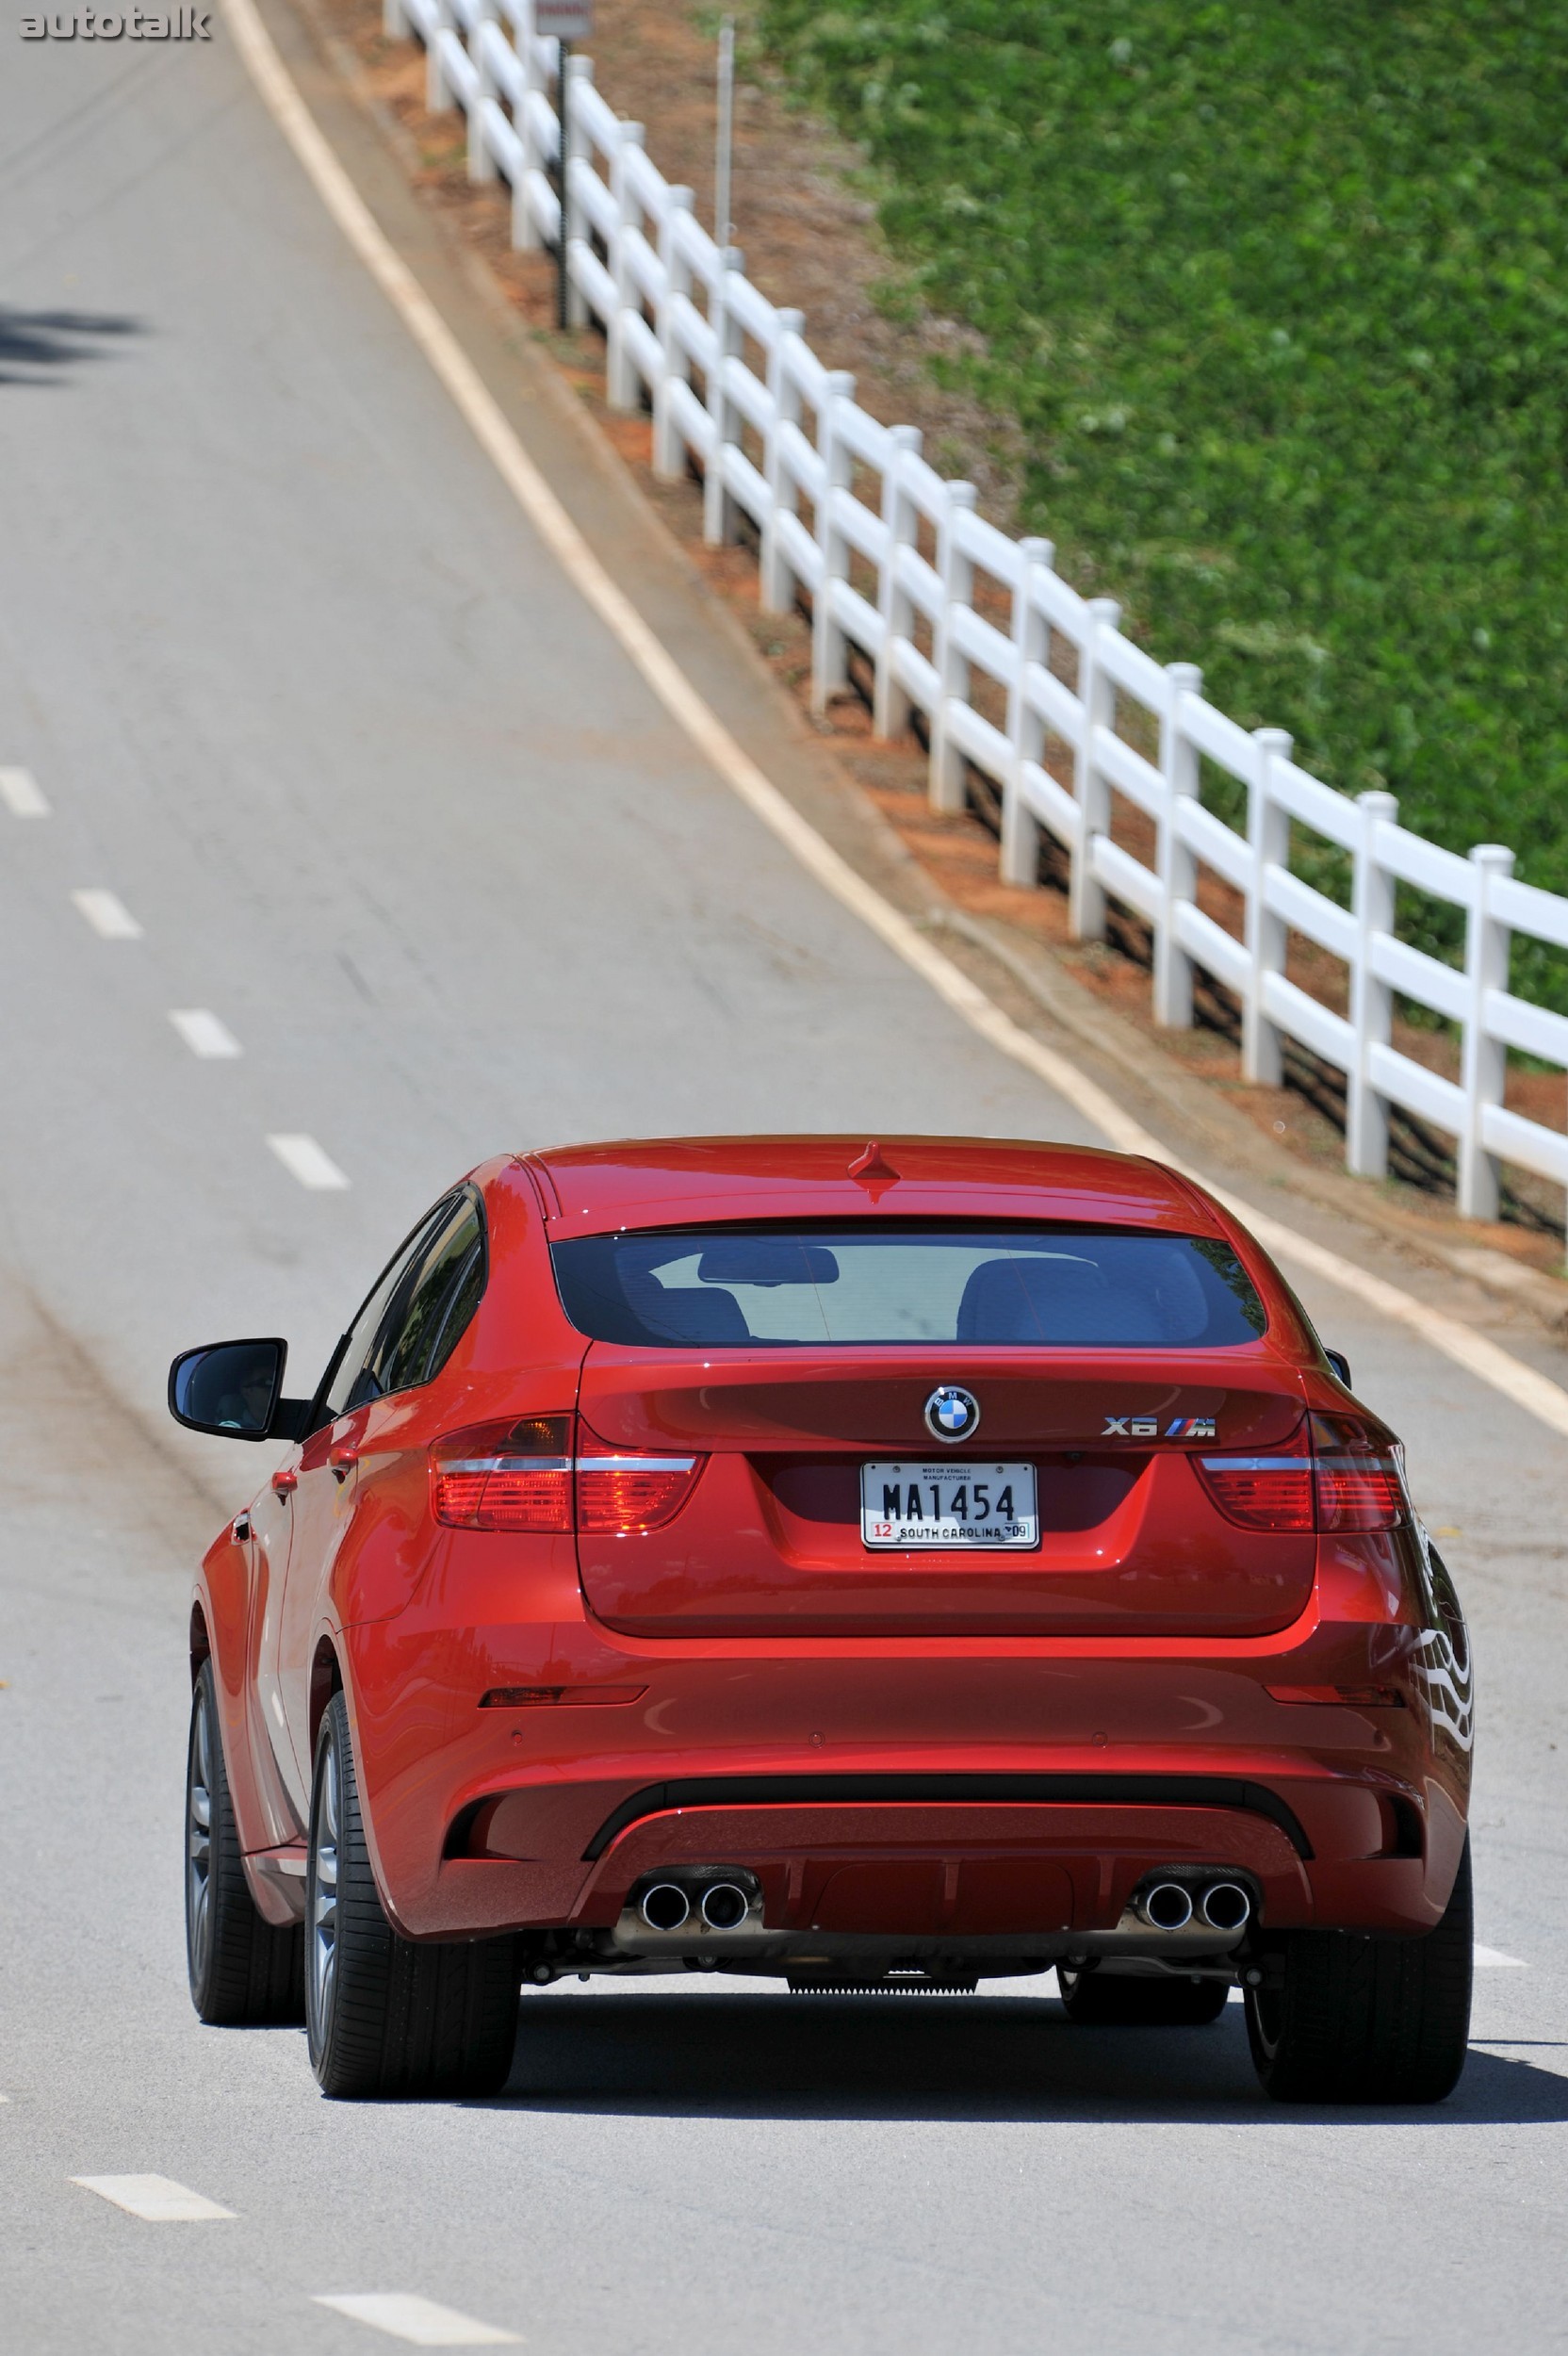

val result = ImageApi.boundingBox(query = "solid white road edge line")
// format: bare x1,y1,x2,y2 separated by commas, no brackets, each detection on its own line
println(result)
170,1007,244,1058
313,2292,521,2346
71,888,142,941
71,2173,237,2221
268,1132,351,1189
221,0,1568,1444
0,766,49,817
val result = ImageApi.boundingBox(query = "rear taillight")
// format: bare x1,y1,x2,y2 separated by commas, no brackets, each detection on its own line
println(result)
1195,1424,1315,1530
1197,1415,1406,1534
577,1452,701,1532
1312,1417,1407,1531
432,1416,702,1534
433,1415,573,1531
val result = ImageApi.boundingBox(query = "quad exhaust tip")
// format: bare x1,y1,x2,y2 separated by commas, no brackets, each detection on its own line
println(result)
1141,1881,1195,1931
640,1883,691,1933
1200,1880,1251,1932
699,1881,751,1931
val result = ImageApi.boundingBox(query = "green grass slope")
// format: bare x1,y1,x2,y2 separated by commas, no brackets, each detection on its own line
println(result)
761,0,1568,975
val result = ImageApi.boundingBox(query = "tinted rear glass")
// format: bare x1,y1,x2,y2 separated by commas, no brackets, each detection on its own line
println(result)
550,1225,1266,1349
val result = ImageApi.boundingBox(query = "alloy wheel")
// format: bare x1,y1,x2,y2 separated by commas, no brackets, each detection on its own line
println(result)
185,1693,214,1986
309,1726,341,2036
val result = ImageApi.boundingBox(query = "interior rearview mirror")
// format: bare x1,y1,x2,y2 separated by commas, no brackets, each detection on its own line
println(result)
168,1337,307,1441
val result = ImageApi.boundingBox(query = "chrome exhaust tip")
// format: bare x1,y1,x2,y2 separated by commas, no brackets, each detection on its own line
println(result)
1200,1881,1251,1932
640,1883,691,1933
1140,1881,1195,1931
699,1881,751,1931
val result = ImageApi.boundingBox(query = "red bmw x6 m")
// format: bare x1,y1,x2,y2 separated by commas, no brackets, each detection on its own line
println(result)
172,1137,1474,2102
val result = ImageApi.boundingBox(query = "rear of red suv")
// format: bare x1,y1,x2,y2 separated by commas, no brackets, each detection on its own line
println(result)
409,1139,1472,2103
182,1135,1472,2102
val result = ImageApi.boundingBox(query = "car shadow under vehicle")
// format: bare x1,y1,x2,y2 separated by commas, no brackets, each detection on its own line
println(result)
474,1989,1568,2128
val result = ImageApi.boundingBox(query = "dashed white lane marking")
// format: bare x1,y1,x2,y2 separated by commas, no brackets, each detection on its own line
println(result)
313,2293,520,2346
1475,1944,1528,1968
71,889,142,941
268,1132,351,1190
72,2173,237,2221
170,1007,243,1059
223,0,1568,1445
0,766,49,817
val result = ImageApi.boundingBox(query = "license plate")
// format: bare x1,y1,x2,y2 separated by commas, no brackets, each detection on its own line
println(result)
860,1462,1038,1549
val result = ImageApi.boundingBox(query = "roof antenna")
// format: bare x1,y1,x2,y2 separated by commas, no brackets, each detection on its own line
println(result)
847,1140,899,1193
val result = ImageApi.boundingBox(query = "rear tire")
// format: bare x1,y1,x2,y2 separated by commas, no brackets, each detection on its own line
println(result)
186,1659,303,2025
1057,1967,1229,2026
1245,1841,1473,2103
305,1692,519,2100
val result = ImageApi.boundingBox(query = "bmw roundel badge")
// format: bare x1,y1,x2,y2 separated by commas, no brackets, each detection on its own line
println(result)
924,1384,980,1444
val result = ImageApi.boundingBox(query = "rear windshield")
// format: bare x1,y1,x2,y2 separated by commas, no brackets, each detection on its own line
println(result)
550,1224,1266,1350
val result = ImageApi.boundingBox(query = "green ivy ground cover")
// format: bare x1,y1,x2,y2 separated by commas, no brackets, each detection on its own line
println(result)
760,0,1568,998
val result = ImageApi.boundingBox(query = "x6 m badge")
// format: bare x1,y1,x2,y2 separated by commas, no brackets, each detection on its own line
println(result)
1102,1414,1217,1440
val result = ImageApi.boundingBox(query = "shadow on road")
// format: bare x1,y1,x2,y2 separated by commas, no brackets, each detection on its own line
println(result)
0,307,143,386
485,1991,1568,2128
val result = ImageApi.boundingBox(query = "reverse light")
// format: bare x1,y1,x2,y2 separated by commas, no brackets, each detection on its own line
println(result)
1197,1415,1407,1534
432,1417,703,1533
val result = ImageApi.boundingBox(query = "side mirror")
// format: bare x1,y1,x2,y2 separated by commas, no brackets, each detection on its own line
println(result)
168,1338,312,1442
1324,1349,1352,1389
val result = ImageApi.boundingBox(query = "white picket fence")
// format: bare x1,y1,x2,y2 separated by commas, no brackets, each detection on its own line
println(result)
393,0,1568,1242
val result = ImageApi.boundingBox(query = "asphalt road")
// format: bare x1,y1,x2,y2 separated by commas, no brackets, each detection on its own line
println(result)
1,18,1565,2355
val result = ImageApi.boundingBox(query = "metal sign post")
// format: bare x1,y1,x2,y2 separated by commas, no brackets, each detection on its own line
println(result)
534,0,595,332
714,14,735,251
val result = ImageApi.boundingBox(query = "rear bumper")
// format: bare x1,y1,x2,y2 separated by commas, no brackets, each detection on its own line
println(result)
344,1615,1470,1948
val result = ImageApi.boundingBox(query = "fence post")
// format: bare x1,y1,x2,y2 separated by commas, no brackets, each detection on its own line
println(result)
563,54,594,330
467,0,498,183
809,369,858,715
1068,597,1122,941
929,483,978,813
703,246,746,546
652,187,695,481
874,425,924,742
760,310,806,614
1458,843,1515,1221
512,16,547,251
1347,790,1399,1180
1242,728,1294,1086
1152,662,1204,1026
605,122,646,412
1000,538,1055,887
426,0,452,113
